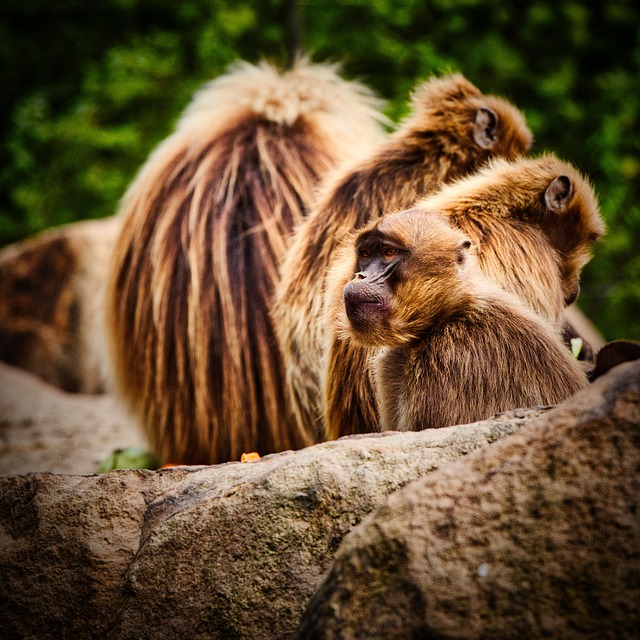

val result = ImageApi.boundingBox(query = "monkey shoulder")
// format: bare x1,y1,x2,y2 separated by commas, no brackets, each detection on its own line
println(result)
379,293,584,410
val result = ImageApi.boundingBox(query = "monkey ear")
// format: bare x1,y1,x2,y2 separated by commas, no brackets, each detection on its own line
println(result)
456,239,472,265
545,175,574,213
472,107,498,149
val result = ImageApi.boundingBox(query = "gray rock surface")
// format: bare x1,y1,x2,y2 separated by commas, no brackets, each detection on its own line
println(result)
0,362,146,475
0,397,542,640
297,360,640,640
1,358,637,640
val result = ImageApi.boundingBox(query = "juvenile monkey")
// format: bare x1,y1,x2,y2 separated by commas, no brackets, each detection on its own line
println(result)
323,155,604,438
273,73,533,438
106,59,387,465
337,210,588,432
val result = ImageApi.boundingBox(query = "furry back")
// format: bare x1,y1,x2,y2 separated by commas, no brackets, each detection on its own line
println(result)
106,59,387,464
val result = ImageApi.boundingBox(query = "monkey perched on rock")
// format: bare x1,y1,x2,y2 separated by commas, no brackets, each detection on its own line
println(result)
336,210,589,432
324,154,605,438
274,73,533,439
105,59,387,465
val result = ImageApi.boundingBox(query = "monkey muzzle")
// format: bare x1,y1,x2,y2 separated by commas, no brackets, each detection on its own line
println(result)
343,278,391,333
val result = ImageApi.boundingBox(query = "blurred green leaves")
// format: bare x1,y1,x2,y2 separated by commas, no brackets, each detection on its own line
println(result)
1,0,638,340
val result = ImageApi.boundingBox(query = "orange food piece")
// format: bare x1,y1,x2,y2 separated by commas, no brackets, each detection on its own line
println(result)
241,452,261,462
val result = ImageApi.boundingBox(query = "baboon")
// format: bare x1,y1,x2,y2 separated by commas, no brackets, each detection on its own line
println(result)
588,340,640,381
0,216,121,393
336,210,589,432
323,154,604,438
105,59,387,465
273,73,533,438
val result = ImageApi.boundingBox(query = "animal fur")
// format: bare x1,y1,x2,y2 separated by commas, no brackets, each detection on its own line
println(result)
588,339,640,381
105,58,387,465
0,216,121,393
324,154,605,439
273,73,533,439
336,211,589,432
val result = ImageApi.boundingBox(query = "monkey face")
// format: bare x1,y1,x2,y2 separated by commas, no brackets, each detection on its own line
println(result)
343,234,402,343
344,211,474,347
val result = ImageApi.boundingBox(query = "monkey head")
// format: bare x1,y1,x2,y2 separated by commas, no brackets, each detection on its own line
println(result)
419,155,606,312
538,168,605,306
406,74,533,163
502,156,605,306
343,210,474,347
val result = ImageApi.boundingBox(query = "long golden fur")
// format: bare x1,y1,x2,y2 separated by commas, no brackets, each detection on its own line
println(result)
105,59,387,464
273,73,533,439
338,210,589,431
324,154,605,439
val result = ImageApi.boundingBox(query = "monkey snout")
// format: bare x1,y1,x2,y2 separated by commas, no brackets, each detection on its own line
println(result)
344,280,383,305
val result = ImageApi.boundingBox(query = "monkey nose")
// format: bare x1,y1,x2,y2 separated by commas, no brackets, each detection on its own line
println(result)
354,272,366,280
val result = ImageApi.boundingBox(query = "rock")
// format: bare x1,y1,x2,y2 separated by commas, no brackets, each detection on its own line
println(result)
0,216,121,393
0,405,544,640
0,362,147,475
297,359,640,640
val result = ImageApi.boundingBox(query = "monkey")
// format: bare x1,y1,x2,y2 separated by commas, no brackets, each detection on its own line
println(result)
334,210,589,432
322,154,605,439
588,339,640,381
0,216,121,393
105,58,388,465
273,72,533,439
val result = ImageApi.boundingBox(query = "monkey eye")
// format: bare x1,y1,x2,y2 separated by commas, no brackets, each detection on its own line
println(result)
382,246,398,259
358,246,372,259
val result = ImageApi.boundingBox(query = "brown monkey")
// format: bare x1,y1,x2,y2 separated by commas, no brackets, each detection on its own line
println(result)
105,59,387,465
0,216,121,393
273,73,533,438
336,210,588,432
323,154,605,438
588,340,640,381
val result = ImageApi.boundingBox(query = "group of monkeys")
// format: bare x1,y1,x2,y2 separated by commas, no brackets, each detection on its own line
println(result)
104,58,616,466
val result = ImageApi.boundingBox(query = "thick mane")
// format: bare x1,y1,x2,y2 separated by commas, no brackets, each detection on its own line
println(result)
106,59,387,464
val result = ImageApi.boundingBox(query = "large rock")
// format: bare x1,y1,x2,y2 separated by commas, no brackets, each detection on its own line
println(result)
0,405,542,640
297,359,640,640
1,361,637,640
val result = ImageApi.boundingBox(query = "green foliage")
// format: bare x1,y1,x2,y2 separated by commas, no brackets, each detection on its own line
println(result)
1,0,638,340
96,447,160,472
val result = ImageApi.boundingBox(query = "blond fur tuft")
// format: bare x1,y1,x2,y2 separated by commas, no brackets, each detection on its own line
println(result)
177,57,388,154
